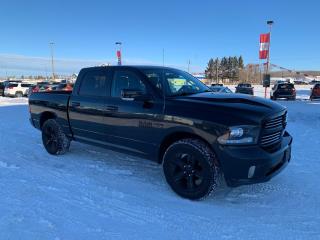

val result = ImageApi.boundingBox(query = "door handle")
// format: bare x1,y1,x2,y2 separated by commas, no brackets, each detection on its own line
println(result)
106,105,118,112
71,101,80,107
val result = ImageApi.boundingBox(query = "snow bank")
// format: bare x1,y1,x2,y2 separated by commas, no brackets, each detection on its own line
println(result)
0,97,28,106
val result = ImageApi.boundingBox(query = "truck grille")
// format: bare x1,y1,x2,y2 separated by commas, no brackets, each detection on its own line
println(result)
260,112,287,149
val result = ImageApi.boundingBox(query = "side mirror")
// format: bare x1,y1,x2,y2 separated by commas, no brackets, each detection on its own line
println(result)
121,89,151,102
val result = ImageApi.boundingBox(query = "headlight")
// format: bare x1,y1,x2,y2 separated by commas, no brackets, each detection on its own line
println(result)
217,125,260,145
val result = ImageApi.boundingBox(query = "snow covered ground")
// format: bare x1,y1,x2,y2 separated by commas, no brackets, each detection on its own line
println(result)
0,90,319,239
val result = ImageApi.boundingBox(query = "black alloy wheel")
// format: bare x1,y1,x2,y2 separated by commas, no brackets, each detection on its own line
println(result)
163,139,218,200
42,119,70,155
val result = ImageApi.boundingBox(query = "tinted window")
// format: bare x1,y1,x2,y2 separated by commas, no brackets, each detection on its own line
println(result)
79,70,108,96
141,70,163,92
8,83,18,87
111,70,146,97
165,70,208,96
279,84,294,89
21,83,32,87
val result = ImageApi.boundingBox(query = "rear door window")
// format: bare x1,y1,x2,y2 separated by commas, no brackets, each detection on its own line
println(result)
21,83,32,87
79,70,110,97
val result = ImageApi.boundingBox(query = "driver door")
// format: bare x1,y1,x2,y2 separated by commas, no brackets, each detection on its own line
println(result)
103,67,164,158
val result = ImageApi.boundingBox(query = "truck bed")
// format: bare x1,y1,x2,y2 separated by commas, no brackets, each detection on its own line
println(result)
29,91,73,136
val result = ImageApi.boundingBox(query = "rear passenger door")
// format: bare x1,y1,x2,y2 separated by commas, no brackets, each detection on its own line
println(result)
69,69,111,143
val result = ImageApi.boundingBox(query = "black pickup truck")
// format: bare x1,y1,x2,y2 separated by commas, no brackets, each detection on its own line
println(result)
29,66,292,200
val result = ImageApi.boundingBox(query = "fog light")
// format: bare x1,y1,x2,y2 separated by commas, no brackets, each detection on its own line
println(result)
248,166,256,178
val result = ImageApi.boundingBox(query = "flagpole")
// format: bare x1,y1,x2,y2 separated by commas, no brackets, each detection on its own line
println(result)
265,20,274,98
266,21,273,73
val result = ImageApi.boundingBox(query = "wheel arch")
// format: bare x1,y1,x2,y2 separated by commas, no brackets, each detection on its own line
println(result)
39,111,57,129
157,131,215,164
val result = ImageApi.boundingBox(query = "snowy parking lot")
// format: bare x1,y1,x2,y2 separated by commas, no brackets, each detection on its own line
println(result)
0,87,319,239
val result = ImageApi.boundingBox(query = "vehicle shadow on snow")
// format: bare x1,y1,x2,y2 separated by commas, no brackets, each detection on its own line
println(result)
66,141,279,203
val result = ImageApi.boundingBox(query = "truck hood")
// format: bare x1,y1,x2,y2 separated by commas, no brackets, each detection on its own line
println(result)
170,92,286,126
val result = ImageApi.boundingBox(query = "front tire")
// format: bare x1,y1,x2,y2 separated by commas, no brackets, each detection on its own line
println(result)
163,139,219,200
42,119,70,155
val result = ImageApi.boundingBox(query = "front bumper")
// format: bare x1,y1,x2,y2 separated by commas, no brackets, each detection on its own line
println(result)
274,93,295,98
215,131,292,187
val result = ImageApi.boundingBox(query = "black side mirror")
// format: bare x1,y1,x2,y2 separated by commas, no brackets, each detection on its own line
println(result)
121,89,152,102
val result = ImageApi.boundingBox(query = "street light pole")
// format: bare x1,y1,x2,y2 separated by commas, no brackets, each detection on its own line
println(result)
162,48,165,67
49,42,55,81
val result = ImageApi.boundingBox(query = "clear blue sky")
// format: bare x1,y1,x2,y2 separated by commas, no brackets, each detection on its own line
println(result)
0,0,319,75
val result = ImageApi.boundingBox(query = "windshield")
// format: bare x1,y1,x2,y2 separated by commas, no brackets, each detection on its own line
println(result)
141,68,210,97
210,86,223,92
238,83,251,88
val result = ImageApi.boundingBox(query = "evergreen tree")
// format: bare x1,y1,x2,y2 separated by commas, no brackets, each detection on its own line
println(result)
206,55,244,82
205,58,215,80
238,56,244,69
221,57,228,80
214,58,220,82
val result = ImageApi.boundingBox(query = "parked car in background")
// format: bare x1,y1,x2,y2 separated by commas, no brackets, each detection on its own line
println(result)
211,83,223,87
270,83,296,100
4,82,32,97
54,83,74,91
210,86,233,93
29,82,51,95
310,83,320,100
235,83,254,95
294,80,308,85
310,80,320,85
44,83,60,92
29,65,292,200
0,82,5,96
25,84,36,96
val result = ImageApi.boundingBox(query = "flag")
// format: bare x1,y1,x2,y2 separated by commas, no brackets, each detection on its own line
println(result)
259,33,270,59
116,50,121,65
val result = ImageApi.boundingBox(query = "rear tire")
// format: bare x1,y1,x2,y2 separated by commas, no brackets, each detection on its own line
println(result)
42,119,70,155
15,92,23,98
163,139,219,200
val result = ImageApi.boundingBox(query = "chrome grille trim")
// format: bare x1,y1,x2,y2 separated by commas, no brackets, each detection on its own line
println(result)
260,112,287,148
